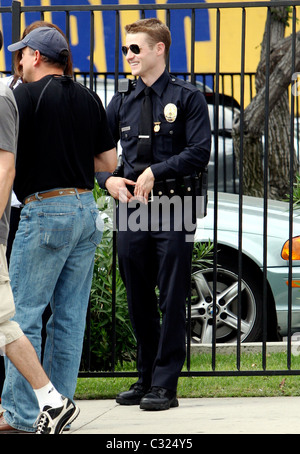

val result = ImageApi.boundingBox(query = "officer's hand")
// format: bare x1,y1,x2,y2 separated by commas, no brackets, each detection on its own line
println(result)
105,176,135,203
134,167,155,204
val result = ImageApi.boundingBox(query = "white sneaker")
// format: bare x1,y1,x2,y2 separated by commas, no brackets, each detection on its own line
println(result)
34,397,80,434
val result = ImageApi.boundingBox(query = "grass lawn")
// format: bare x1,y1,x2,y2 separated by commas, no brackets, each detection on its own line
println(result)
75,352,300,399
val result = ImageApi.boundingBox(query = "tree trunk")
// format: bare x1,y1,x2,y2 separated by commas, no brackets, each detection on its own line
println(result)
232,4,298,200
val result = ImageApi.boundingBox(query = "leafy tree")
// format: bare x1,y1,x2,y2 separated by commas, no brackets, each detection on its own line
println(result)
232,2,299,199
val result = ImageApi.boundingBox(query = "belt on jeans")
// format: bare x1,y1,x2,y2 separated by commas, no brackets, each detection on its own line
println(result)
24,188,92,205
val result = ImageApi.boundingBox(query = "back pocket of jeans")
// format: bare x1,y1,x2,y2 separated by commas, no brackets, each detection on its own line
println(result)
39,212,75,251
89,209,104,246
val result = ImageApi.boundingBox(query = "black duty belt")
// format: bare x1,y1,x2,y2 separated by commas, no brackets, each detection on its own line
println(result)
152,176,200,198
125,170,208,218
127,173,207,198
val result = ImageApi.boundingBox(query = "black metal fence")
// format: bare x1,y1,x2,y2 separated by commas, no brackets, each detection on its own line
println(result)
3,1,300,379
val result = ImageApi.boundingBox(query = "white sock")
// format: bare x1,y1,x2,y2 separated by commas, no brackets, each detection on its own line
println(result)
33,381,64,411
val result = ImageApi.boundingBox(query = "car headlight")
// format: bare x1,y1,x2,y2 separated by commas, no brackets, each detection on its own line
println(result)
281,236,300,261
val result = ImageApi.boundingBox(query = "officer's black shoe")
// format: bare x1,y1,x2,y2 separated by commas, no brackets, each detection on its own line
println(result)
116,383,149,405
139,386,179,411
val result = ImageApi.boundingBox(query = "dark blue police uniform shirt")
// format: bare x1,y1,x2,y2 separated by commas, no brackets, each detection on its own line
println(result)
98,69,211,187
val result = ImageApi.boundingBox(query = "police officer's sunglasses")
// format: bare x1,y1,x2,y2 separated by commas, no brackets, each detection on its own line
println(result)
121,44,141,56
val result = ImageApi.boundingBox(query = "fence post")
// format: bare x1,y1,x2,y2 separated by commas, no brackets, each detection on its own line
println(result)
11,1,21,72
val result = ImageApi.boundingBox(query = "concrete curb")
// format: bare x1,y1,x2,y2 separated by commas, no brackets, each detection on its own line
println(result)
190,340,296,355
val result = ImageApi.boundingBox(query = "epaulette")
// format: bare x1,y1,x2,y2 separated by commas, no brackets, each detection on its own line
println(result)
169,74,198,93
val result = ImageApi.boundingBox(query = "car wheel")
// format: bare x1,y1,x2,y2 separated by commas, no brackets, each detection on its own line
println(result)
189,257,263,343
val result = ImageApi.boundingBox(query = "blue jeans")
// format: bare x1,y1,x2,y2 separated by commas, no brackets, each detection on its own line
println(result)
1,191,103,432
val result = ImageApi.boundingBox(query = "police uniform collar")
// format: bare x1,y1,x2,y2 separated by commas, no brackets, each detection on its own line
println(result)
135,69,170,98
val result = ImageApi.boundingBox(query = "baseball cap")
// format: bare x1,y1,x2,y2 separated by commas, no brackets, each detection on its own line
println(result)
8,26,69,64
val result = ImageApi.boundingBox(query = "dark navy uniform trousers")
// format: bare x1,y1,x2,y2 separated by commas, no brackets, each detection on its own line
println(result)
117,200,194,392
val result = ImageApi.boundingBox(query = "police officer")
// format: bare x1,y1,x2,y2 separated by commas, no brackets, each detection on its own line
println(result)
97,18,211,410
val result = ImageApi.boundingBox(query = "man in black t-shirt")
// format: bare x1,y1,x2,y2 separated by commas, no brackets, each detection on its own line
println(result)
12,70,113,203
1,26,116,433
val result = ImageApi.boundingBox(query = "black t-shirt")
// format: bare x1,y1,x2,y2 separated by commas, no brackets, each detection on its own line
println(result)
13,75,115,202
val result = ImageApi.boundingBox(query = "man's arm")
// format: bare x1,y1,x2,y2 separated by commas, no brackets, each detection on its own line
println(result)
0,150,15,219
94,146,136,202
94,148,118,173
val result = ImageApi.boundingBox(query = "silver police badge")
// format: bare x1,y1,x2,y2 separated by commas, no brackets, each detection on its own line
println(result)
164,103,177,123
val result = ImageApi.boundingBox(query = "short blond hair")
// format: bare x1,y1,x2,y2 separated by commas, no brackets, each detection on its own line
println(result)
125,18,171,60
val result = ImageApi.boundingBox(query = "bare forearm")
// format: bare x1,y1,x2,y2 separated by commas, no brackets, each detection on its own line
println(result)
94,148,117,173
0,160,15,219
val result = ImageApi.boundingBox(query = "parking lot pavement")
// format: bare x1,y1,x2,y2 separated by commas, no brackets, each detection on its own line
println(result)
68,396,300,435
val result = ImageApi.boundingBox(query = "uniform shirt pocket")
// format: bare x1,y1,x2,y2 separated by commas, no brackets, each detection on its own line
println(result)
120,123,138,141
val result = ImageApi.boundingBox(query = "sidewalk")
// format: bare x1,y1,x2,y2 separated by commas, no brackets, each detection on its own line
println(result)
67,396,300,435
1,396,299,434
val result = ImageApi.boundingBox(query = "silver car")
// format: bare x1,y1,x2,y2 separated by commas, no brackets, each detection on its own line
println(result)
202,90,240,193
191,191,300,343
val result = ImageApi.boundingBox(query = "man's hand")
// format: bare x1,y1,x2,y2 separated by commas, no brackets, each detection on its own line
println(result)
105,176,135,203
134,167,155,204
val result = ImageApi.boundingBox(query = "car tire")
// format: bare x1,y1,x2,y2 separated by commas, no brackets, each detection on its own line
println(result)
189,253,264,343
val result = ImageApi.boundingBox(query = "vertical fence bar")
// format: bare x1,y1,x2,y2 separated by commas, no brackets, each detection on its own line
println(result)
212,7,220,371
220,75,226,192
166,8,170,71
111,230,117,371
114,10,120,91
231,75,238,194
89,10,95,91
11,1,21,70
85,298,92,371
287,6,297,370
262,7,271,371
190,9,195,86
186,8,196,374
65,11,70,44
236,7,246,371
111,9,120,372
